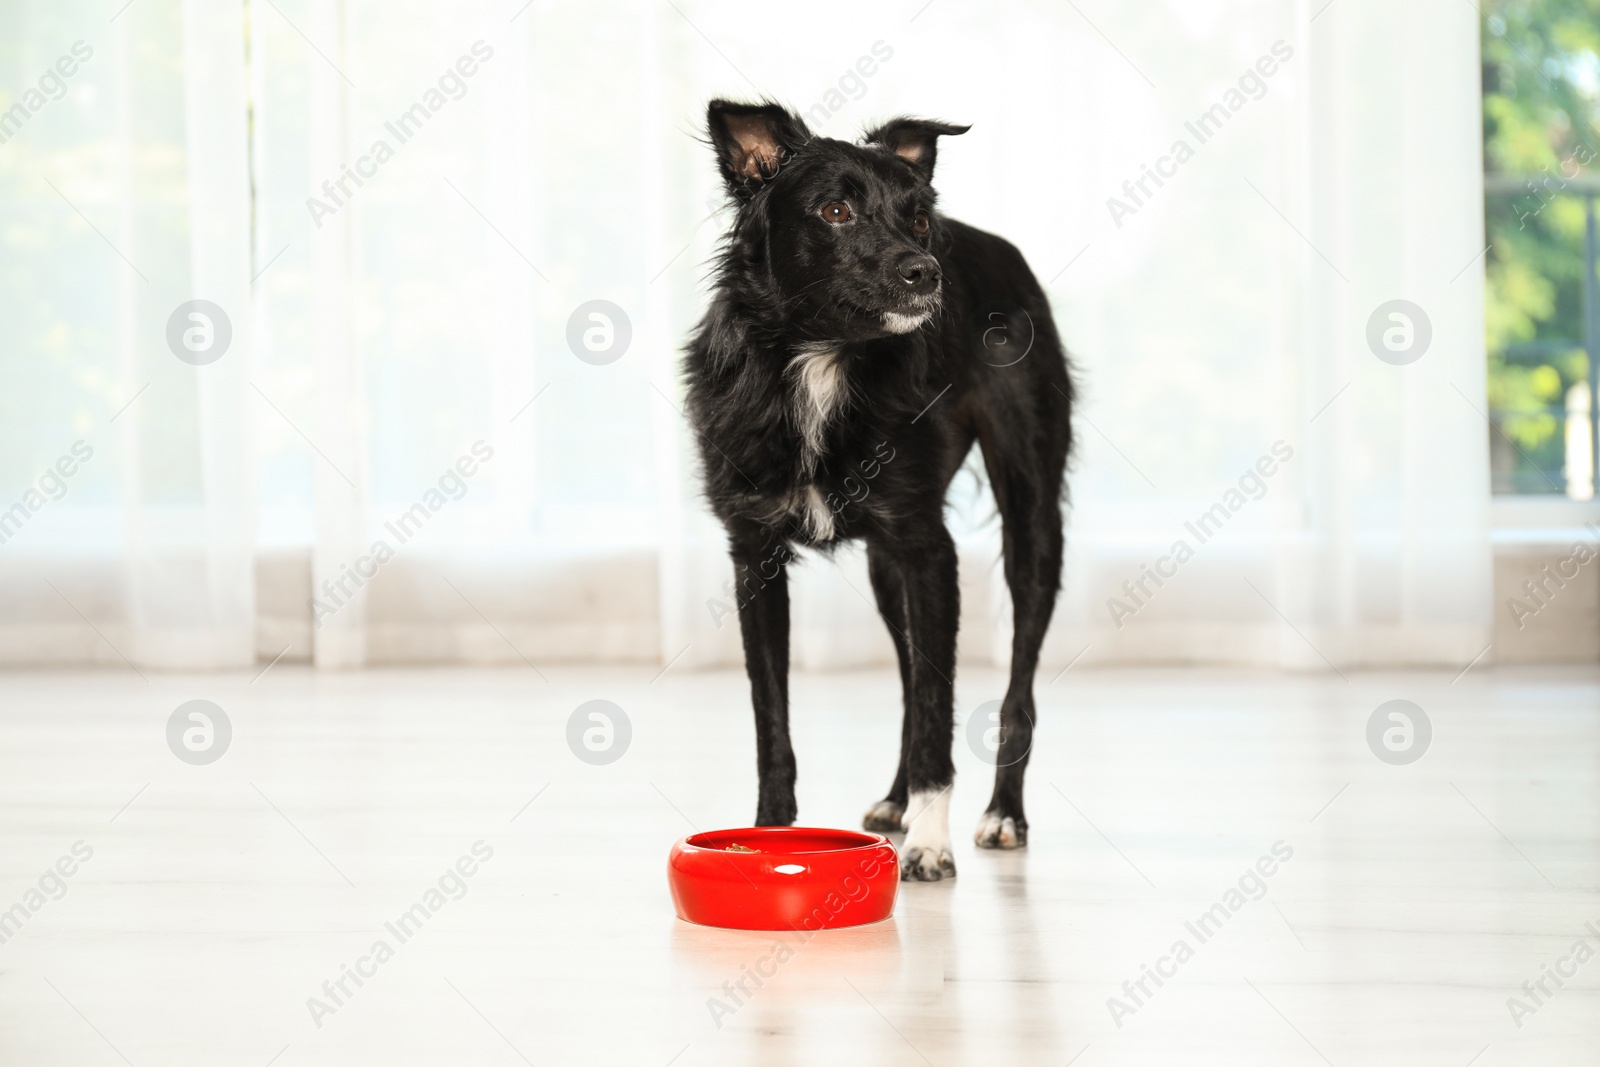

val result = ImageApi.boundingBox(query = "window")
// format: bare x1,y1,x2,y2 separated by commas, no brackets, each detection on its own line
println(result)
1482,1,1600,499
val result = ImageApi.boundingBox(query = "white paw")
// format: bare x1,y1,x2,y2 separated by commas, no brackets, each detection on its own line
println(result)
900,845,956,881
973,811,1025,849
862,799,905,833
900,788,955,881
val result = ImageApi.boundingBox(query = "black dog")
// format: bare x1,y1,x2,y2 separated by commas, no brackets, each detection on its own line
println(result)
684,100,1073,881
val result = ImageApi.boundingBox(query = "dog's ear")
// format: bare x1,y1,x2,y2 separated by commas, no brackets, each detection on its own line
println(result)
707,99,810,190
863,117,970,182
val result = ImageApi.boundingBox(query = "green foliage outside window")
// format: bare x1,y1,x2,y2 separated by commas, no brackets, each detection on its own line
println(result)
1482,0,1600,492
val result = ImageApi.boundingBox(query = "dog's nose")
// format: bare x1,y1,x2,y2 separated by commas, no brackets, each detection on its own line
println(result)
895,253,940,293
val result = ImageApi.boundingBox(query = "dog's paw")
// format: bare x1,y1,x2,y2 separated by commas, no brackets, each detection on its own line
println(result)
899,787,955,881
974,810,1027,849
900,845,957,881
862,799,906,833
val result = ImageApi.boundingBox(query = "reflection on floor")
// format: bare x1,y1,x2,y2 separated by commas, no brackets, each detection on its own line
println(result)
1,664,1596,1065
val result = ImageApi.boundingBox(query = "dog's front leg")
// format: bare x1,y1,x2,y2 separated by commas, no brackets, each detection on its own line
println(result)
731,532,797,826
882,526,959,881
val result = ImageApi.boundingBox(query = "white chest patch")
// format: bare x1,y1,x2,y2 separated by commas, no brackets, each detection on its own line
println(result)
799,484,835,541
786,345,847,469
774,483,835,542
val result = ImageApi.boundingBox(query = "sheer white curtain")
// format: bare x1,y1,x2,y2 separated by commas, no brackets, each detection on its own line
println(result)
0,0,1490,673
1042,0,1494,669
0,0,255,670
256,0,674,667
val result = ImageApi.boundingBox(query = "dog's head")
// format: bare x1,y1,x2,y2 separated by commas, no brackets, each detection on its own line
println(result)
707,99,968,341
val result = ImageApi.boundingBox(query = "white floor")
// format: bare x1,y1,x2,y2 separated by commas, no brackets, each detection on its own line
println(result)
2,664,1598,1066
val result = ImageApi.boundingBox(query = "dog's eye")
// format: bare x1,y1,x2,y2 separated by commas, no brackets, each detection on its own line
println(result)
820,202,852,224
913,211,931,236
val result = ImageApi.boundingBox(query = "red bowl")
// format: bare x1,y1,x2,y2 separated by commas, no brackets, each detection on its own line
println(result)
668,827,899,930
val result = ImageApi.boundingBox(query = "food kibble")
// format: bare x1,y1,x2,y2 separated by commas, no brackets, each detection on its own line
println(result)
724,843,758,853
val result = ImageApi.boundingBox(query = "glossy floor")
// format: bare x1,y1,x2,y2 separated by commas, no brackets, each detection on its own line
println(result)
1,665,1597,1065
